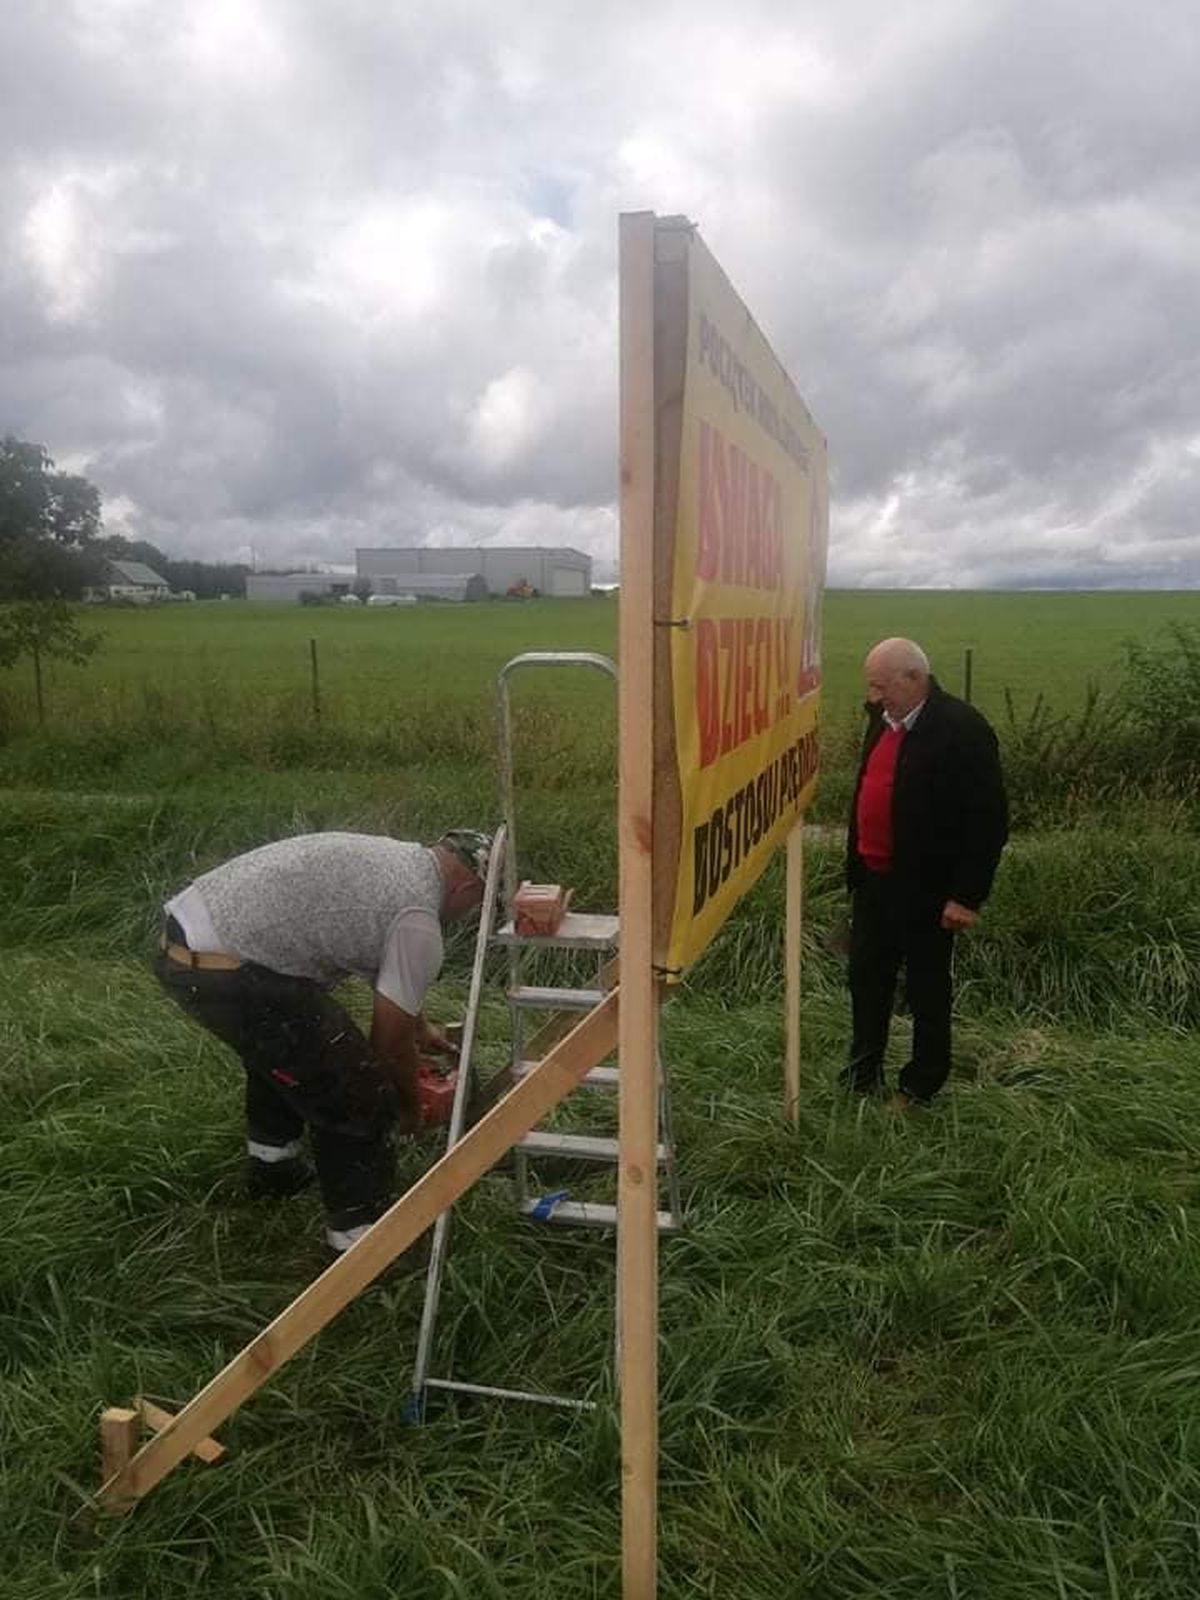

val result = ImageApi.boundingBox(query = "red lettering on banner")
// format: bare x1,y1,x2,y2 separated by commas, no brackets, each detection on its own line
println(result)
695,419,782,592
695,618,720,767
719,618,737,754
744,463,762,589
721,448,745,585
694,611,803,771
738,619,754,744
754,618,770,733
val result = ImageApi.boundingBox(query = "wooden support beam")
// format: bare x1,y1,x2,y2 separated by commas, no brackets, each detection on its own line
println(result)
784,823,804,1126
97,991,619,1511
618,206,660,1600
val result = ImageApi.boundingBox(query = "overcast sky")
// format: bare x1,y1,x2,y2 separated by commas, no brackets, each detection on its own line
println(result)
2,1,1198,587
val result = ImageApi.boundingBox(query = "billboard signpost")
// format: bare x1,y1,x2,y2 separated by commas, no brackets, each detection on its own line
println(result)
618,211,828,1596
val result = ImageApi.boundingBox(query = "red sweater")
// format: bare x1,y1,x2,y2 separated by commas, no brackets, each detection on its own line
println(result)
856,725,905,872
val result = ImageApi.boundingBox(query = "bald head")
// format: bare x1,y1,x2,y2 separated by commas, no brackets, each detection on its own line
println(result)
864,637,931,720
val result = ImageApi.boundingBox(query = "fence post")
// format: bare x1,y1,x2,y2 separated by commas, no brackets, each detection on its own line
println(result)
309,638,320,723
32,640,44,727
963,646,974,705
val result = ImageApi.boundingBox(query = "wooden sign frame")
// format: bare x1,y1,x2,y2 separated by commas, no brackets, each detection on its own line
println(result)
617,209,827,1594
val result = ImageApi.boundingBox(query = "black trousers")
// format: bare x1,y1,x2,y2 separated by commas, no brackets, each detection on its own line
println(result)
843,870,954,1102
155,945,398,1230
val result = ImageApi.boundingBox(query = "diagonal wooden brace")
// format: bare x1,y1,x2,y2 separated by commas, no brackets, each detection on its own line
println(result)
97,989,619,1511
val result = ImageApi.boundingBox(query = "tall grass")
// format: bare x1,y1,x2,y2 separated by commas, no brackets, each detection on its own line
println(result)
5,594,1200,1596
5,921,1200,1595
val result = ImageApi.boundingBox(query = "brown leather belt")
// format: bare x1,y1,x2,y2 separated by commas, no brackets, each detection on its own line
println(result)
161,936,243,971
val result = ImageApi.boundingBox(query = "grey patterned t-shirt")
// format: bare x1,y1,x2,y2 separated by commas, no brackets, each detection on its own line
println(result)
166,833,444,1013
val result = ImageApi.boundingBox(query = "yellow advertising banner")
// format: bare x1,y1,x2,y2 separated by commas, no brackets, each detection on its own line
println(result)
665,233,828,974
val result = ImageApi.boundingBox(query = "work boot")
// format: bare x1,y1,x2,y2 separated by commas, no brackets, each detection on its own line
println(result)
323,1205,429,1271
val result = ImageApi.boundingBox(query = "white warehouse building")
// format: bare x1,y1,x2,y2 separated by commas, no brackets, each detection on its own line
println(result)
245,573,347,603
356,546,592,598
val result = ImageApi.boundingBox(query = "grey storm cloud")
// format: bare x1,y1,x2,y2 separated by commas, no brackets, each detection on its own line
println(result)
1,0,1198,585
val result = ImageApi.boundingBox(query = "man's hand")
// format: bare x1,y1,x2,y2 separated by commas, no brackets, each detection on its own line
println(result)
417,1015,457,1057
941,899,978,932
371,992,424,1134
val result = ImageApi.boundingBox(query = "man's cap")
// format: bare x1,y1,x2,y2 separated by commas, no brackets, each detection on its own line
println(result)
438,829,493,882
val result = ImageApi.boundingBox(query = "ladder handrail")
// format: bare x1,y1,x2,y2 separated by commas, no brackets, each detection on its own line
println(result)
409,822,508,1416
496,651,617,905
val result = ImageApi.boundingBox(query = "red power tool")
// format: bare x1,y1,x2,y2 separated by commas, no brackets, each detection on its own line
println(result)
417,1059,459,1126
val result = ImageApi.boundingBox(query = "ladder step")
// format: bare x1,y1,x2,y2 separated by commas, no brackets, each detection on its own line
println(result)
518,1131,667,1163
494,913,619,951
514,1060,620,1089
519,1199,680,1232
508,986,605,1011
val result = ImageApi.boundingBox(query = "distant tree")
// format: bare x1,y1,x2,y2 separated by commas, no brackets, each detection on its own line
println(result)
0,435,101,547
0,435,103,599
0,599,100,725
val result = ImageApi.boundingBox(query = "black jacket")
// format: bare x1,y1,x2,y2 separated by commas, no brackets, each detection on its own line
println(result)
846,677,1008,909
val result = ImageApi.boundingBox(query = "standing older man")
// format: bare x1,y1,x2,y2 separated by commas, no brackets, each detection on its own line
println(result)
155,829,490,1252
843,639,1007,1110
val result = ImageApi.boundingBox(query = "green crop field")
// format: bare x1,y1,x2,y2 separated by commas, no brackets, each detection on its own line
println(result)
5,590,1198,738
3,590,1200,1598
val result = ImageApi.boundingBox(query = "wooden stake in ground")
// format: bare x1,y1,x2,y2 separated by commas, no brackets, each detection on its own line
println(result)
617,207,660,1600
784,823,804,1126
98,993,618,1511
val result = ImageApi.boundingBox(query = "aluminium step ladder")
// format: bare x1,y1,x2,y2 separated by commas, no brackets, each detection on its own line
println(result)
408,652,682,1419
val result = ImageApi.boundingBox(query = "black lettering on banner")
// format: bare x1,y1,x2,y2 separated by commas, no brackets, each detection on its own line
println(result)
732,787,746,861
709,802,725,900
688,727,823,927
693,822,709,916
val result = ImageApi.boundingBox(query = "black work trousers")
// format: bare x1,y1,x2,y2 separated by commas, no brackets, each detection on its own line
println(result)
843,869,954,1103
155,949,398,1230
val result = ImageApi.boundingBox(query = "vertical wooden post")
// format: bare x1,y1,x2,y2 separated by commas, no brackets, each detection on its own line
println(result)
100,1407,140,1512
32,640,44,726
617,209,659,1600
309,637,320,722
963,646,974,705
784,823,804,1125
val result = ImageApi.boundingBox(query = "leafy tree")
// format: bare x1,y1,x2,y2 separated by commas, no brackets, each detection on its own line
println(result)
0,436,101,548
0,435,103,599
0,599,100,725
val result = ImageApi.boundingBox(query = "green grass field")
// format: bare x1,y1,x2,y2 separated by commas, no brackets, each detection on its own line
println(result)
3,591,1200,1598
